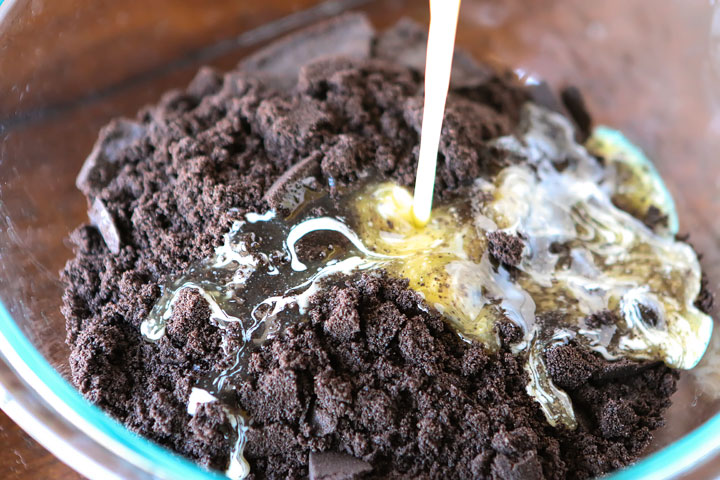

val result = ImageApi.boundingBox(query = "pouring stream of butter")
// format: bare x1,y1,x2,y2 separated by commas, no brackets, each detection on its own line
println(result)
412,0,462,226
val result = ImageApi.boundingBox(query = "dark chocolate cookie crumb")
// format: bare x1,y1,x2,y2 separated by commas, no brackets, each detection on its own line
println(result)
638,304,661,328
496,321,524,347
487,231,525,267
643,205,669,231
585,310,619,329
696,273,715,314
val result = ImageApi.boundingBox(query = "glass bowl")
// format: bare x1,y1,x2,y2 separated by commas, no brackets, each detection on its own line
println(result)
1,0,719,478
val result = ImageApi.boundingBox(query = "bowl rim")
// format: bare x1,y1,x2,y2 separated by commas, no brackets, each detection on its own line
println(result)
0,0,719,476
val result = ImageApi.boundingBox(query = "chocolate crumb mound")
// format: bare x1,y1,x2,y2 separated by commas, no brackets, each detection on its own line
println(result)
233,272,676,479
61,13,685,480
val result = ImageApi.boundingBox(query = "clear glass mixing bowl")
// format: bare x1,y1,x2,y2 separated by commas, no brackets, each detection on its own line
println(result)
1,0,719,478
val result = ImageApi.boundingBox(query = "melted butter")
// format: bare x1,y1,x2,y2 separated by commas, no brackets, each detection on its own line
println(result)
140,103,713,471
477,104,713,426
484,105,711,367
353,183,505,347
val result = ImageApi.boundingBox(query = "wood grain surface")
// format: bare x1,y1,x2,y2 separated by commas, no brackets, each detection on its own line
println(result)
1,0,719,479
0,410,83,480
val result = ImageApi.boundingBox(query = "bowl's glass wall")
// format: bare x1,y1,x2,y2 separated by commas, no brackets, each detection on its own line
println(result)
0,0,719,478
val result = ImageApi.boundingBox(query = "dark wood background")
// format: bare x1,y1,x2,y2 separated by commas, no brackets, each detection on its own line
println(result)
1,0,719,478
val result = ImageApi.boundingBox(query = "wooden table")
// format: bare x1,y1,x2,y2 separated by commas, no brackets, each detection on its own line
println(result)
0,411,83,480
0,0,719,478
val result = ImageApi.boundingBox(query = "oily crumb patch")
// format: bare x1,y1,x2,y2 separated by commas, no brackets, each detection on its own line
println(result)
643,205,669,232
638,304,661,328
585,309,619,329
487,231,525,267
696,273,715,314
